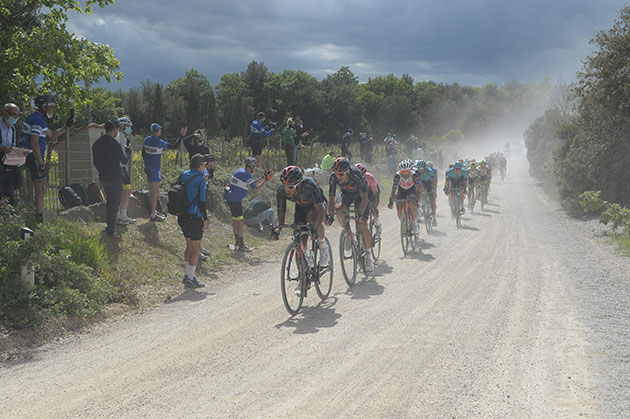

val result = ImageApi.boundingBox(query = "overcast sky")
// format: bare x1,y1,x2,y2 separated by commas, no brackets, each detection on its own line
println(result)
66,0,625,89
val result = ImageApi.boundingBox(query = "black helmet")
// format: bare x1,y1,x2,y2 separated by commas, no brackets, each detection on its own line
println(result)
332,157,351,173
34,94,57,108
204,154,217,163
245,157,258,168
280,166,303,185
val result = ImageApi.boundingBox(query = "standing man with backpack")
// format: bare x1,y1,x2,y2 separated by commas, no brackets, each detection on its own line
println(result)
176,154,208,288
92,120,131,240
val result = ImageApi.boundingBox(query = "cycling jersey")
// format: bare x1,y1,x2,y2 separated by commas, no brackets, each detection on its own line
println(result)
180,169,207,218
249,119,273,144
19,110,48,159
142,135,169,169
329,165,367,197
478,166,490,176
276,177,325,213
415,167,433,182
392,170,420,191
446,167,467,188
364,171,379,195
224,168,256,202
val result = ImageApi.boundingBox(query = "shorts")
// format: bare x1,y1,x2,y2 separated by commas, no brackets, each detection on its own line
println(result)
468,177,476,186
25,154,48,183
395,187,416,202
144,167,161,183
226,200,244,220
421,180,433,193
177,214,204,241
121,166,131,188
341,192,370,219
251,141,262,156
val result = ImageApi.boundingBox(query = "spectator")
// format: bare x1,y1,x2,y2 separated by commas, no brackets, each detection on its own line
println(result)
116,117,136,225
92,120,131,240
293,116,308,165
0,103,24,205
244,197,276,231
248,112,274,166
19,94,73,223
281,118,297,166
183,129,209,160
142,123,186,221
359,132,370,162
321,150,336,171
407,134,417,159
198,153,217,262
417,143,424,160
178,153,208,289
223,157,273,251
341,128,353,159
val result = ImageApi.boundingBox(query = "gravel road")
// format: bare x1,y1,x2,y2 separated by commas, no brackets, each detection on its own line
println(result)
1,156,628,418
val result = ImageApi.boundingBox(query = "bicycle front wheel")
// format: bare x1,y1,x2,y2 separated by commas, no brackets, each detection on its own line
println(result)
401,213,410,256
280,243,304,315
424,208,433,234
370,218,381,261
339,229,357,286
314,237,333,299
455,198,462,229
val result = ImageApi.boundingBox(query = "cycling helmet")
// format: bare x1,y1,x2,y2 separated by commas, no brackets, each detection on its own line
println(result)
280,166,303,185
427,161,434,168
204,154,217,163
332,157,351,173
480,160,487,165
34,94,57,108
416,160,427,169
449,163,454,168
354,163,367,175
118,117,133,127
454,161,463,169
398,159,414,171
245,157,258,168
470,162,477,168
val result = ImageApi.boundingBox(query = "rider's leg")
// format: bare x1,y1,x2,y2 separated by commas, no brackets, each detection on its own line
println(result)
396,201,404,220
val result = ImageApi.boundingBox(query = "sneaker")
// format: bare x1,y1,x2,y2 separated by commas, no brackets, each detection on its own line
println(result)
237,245,253,252
198,252,208,261
120,215,137,224
117,217,130,226
183,275,205,288
105,229,123,241
365,255,374,272
150,213,166,222
200,246,211,256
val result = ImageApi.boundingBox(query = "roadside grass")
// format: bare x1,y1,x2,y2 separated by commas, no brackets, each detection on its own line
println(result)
611,233,630,257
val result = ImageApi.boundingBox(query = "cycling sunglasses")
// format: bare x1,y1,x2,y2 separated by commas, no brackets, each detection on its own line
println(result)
334,170,348,177
400,169,411,175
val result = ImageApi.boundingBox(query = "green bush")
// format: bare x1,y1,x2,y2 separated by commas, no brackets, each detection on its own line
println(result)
579,190,630,235
0,203,119,329
579,190,606,213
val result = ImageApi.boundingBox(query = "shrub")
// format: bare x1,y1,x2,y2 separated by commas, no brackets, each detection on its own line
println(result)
579,190,606,213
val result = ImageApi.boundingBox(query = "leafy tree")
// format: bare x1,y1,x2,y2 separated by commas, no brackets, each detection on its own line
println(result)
0,1,121,111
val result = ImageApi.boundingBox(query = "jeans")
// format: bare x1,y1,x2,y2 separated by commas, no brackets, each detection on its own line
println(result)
102,180,123,233
244,208,276,227
285,144,295,166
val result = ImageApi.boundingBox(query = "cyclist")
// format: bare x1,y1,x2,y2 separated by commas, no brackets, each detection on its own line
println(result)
499,153,507,179
271,166,330,269
415,160,437,226
466,161,479,205
427,161,438,215
387,159,421,234
478,160,491,200
444,161,467,215
326,157,374,272
354,163,381,237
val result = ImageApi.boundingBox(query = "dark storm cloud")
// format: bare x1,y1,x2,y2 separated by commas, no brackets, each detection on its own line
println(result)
66,0,622,89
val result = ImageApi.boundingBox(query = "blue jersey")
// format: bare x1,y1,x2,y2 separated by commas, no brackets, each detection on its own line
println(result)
142,135,169,169
19,110,48,159
446,167,467,188
416,167,433,182
224,168,256,202
181,169,207,217
249,120,272,144
430,168,438,178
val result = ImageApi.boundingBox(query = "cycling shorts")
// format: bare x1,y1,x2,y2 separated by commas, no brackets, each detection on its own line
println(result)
25,154,48,183
421,180,433,193
396,187,416,202
250,141,262,156
121,166,131,187
177,214,204,241
341,192,370,219
226,200,244,220
144,167,161,183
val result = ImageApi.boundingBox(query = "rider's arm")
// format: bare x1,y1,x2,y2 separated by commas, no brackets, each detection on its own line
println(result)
327,173,337,215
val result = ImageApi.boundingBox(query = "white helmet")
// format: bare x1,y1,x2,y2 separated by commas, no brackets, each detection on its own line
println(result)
398,159,414,171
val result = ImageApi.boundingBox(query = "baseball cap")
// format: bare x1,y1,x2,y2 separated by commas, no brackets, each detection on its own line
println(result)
150,123,162,132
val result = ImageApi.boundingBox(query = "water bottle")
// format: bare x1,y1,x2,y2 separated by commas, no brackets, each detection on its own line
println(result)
228,244,238,251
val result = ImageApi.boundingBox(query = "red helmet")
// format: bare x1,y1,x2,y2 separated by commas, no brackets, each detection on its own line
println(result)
332,157,350,173
280,166,303,185
354,163,367,174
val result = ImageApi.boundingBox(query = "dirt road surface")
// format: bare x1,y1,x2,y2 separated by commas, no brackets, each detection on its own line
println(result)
1,157,629,418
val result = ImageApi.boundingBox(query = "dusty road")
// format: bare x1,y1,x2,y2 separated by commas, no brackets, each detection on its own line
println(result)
1,157,629,418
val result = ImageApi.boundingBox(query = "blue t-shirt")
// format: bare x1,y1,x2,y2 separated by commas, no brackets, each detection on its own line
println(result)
19,110,48,159
142,135,169,169
223,168,256,202
181,169,207,217
249,120,272,144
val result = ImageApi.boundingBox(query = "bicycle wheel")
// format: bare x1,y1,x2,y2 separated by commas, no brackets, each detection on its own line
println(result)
400,212,410,256
280,243,304,315
424,207,433,234
370,218,381,261
409,213,418,250
314,237,333,299
455,196,462,229
339,229,357,286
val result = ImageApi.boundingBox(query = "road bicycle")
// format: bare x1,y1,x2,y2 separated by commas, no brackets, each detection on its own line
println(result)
337,206,367,286
368,208,381,262
450,187,464,229
468,180,477,214
279,223,333,315
396,198,419,256
421,191,434,234
480,181,489,211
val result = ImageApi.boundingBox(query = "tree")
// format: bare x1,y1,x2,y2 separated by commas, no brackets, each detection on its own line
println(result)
0,1,121,112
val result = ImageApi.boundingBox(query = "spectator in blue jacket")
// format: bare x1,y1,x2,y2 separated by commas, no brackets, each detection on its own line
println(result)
178,154,208,288
142,123,185,221
249,112,274,166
